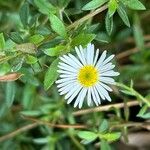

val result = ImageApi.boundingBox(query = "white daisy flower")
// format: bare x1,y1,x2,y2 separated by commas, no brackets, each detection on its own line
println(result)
56,43,119,108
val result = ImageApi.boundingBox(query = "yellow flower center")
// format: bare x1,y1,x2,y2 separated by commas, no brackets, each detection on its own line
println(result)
77,65,99,87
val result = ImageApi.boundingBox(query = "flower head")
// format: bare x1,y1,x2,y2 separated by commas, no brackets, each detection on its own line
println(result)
56,43,119,108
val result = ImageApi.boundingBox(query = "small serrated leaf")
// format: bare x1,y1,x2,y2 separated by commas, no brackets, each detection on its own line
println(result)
78,131,98,140
10,32,23,44
0,33,5,51
26,55,38,65
44,45,66,56
19,2,29,27
82,0,108,10
100,140,111,150
49,14,67,39
34,0,56,14
105,12,113,35
99,119,109,133
101,132,121,142
108,0,118,17
5,82,16,107
126,0,146,10
71,33,95,48
44,58,59,90
117,4,130,27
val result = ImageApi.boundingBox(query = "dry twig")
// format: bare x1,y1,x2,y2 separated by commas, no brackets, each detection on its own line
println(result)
0,123,38,143
73,100,139,116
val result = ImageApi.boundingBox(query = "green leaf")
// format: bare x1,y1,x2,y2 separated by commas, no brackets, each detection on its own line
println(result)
22,84,35,109
120,90,135,96
137,112,150,119
71,33,96,48
19,2,29,27
16,43,37,54
20,68,39,86
10,32,23,44
133,12,144,50
0,33,5,51
44,58,59,90
105,12,113,35
130,80,134,88
99,119,109,133
77,131,98,140
80,139,96,145
34,0,56,15
126,0,146,10
26,55,38,65
29,34,44,45
101,132,121,142
137,105,150,119
11,57,24,72
95,32,110,43
82,0,108,10
44,45,66,56
117,4,130,27
33,138,49,144
49,14,67,38
5,82,16,107
108,0,118,17
100,140,111,150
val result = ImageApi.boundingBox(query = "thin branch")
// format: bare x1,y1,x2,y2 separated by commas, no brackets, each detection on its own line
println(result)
125,35,150,44
116,42,150,60
38,5,107,46
0,116,87,143
110,122,150,130
73,100,139,116
0,123,38,143
67,5,107,30
22,115,87,129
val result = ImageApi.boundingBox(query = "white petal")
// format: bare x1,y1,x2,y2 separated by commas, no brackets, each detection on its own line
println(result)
60,55,82,68
65,83,81,99
75,46,86,65
58,63,77,73
102,54,114,65
93,49,99,66
86,43,94,64
97,84,111,102
79,88,87,108
56,78,75,84
67,86,82,104
58,82,73,92
59,83,74,95
79,45,87,64
91,87,99,106
99,82,113,92
60,74,77,78
57,70,75,75
100,64,115,73
57,80,76,88
100,77,115,85
96,50,107,68
93,86,101,104
68,54,83,67
101,71,120,77
87,88,92,106
74,88,86,108
95,84,106,100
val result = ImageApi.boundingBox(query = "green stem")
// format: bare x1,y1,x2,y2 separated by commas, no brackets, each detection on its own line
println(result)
116,82,150,107
38,4,108,46
69,134,85,150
